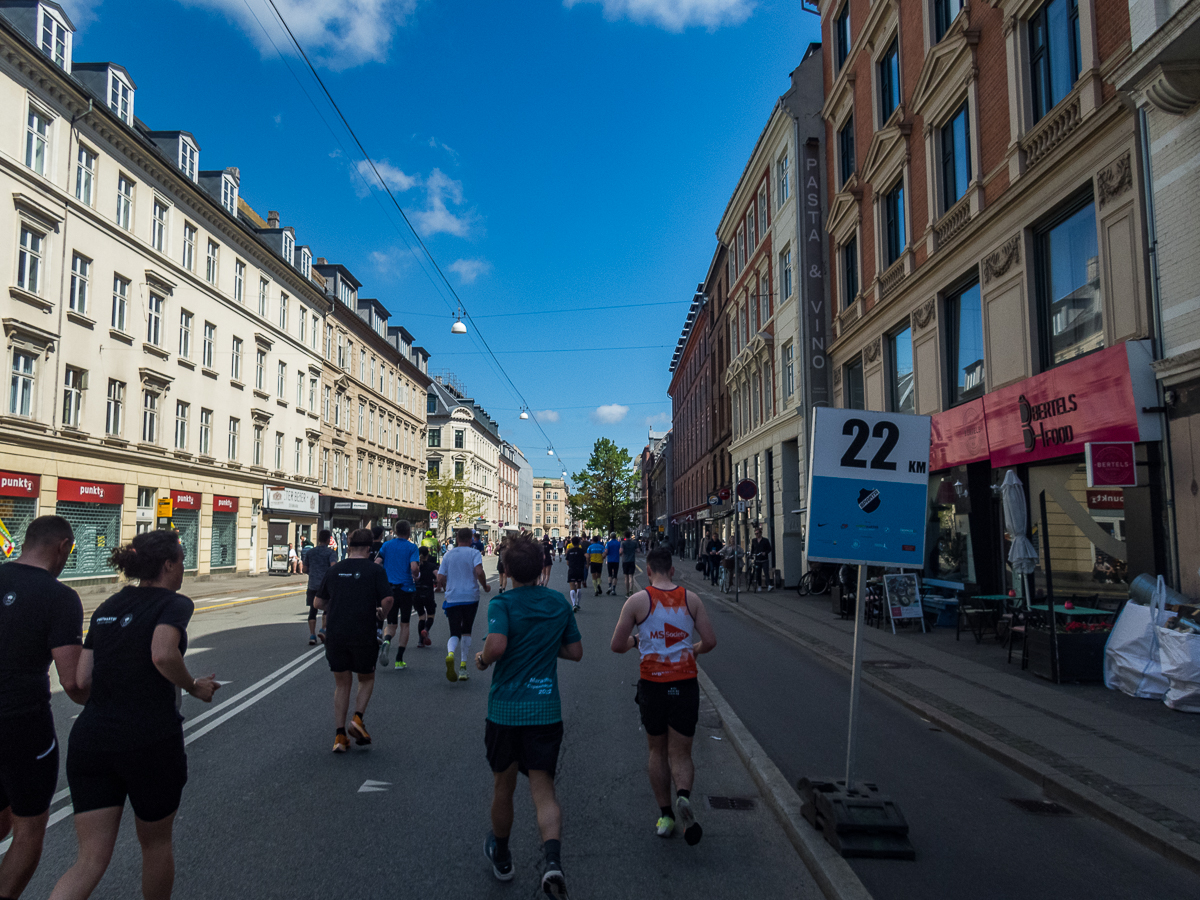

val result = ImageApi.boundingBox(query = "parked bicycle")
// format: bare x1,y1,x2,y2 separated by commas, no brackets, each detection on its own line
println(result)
795,565,832,596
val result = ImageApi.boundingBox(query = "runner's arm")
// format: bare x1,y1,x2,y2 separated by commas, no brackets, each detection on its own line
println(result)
150,625,219,702
559,640,583,661
610,593,647,653
689,593,717,655
52,644,87,704
477,632,507,669
74,647,94,698
475,563,491,593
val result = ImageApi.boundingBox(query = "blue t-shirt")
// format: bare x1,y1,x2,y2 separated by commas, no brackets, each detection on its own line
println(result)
378,538,419,591
486,586,581,726
605,539,621,562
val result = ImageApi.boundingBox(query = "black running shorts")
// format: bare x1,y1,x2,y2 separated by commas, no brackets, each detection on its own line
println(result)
637,678,700,738
387,588,415,625
306,589,318,607
68,730,187,822
445,603,479,638
567,569,585,584
325,641,378,675
0,710,60,817
415,587,436,618
589,563,602,577
485,719,564,777
607,562,619,578
622,560,637,575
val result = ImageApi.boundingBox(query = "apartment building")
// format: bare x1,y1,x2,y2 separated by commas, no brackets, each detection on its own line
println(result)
821,0,1166,597
533,476,569,539
426,372,500,540
498,440,520,533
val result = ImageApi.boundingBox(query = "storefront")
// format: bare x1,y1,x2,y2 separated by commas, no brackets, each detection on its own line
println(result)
0,470,39,559
930,341,1165,599
262,485,320,574
56,478,124,580
211,495,238,570
321,497,419,545
170,490,201,572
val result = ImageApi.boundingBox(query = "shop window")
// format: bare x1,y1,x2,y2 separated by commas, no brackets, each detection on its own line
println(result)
1029,0,1081,124
927,468,976,583
1035,194,1102,369
211,511,237,568
889,326,914,414
0,493,38,558
57,501,120,579
946,279,985,405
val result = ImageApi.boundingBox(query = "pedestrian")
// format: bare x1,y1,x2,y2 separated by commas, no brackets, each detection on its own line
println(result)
604,533,622,596
704,531,723,586
313,528,393,752
586,536,605,597
303,529,338,645
475,532,582,895
48,529,219,900
0,516,87,900
564,536,587,611
609,547,716,845
287,542,298,574
437,528,490,683
415,547,438,648
620,530,639,597
496,537,509,594
750,527,773,592
377,520,420,671
540,535,554,587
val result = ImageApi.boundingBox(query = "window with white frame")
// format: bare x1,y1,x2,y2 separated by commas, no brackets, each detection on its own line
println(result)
8,350,35,417
179,139,197,181
358,346,365,382
322,448,329,484
295,370,304,407
736,225,746,274
337,333,345,368
253,425,263,466
174,400,189,449
311,314,319,350
25,106,50,176
39,6,70,70
358,403,365,437
323,385,330,421
277,362,286,398
758,273,769,326
282,231,294,264
231,337,243,381
783,341,795,397
141,391,158,443
258,278,268,317
62,366,84,427
105,379,124,435
202,322,215,369
151,199,167,252
199,408,212,455
254,350,265,390
339,280,355,306
234,261,245,304
69,254,90,313
758,186,768,236
746,207,756,251
76,146,95,205
279,293,288,331
295,438,302,474
111,275,129,331
205,240,219,284
17,227,44,295
146,293,163,346
274,432,283,470
369,356,376,388
178,310,192,358
781,249,793,300
356,458,363,492
116,175,133,230
300,247,312,278
298,309,306,344
182,223,196,270
309,376,317,412
221,176,237,215
109,71,132,123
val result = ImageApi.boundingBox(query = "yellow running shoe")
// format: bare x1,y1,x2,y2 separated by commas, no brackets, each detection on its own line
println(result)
445,652,458,682
457,663,469,682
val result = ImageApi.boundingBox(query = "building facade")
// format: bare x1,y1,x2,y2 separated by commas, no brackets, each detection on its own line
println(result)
533,476,569,539
426,372,500,540
498,440,520,533
820,0,1166,598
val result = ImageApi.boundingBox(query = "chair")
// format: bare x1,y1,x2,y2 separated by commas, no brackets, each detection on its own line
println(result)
957,594,1000,643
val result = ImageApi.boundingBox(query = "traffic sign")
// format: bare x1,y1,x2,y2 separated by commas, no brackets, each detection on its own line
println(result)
708,495,719,506
805,407,931,569
429,511,439,522
736,479,757,500
737,500,747,513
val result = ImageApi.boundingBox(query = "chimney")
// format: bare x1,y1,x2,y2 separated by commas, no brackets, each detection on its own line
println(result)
267,210,280,228
316,257,327,265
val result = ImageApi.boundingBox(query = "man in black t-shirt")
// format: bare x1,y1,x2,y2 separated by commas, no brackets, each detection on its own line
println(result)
564,537,587,611
315,528,393,753
750,527,773,592
0,516,86,899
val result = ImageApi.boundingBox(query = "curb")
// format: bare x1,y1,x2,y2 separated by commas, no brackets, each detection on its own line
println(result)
707,592,1200,878
697,667,874,900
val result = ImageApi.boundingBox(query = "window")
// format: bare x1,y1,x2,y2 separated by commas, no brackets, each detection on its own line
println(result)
759,274,770,325
179,141,197,181
253,425,264,466
309,376,317,412
835,4,851,69
845,358,865,410
1036,195,1102,367
202,322,215,369
146,294,163,345
7,351,35,417
142,392,158,443
889,326,915,414
429,428,441,448
116,176,133,230
25,107,49,175
357,403,365,437
282,232,294,264
199,408,212,455
781,249,793,300
258,278,268,317
39,8,69,68
205,241,219,284
274,433,283,471
76,146,95,205
758,186,768,236
67,253,90,314
300,248,312,279
737,225,746,273
838,116,855,187
178,311,192,357
747,208,757,251
221,176,237,215
254,350,266,390
231,337,243,381
884,179,906,266
337,334,346,368
104,379,125,434
151,200,167,252
295,438,303,474
323,385,331,421
358,346,365,381
935,0,964,42
62,367,83,427
279,293,288,331
16,227,43,295
368,461,375,493
879,39,900,124
428,459,440,479
109,73,131,123
322,448,330,484
183,224,196,271
298,310,307,345
947,280,985,404
234,261,245,304
175,401,189,449
296,371,304,407
356,458,364,491
455,460,465,480
454,429,465,449
111,276,129,331
783,342,795,397
941,103,971,210
311,314,319,350
427,394,437,414
369,356,376,388
277,362,286,398
1029,0,1081,124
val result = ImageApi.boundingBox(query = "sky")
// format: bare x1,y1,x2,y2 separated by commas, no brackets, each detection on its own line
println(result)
60,0,821,481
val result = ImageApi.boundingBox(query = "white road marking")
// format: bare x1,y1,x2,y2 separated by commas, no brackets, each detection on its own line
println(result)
184,653,325,744
184,647,213,656
183,647,322,731
358,780,392,793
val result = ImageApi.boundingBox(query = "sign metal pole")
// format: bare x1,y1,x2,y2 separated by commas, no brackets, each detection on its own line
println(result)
844,561,868,788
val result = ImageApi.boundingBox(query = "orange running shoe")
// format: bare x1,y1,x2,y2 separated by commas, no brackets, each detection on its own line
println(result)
332,733,349,753
348,714,371,746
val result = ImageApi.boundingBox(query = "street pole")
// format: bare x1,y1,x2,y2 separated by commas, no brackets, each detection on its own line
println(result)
844,562,868,789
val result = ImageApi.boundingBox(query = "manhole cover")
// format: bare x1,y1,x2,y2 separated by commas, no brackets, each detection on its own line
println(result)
1007,798,1075,816
708,796,756,811
864,660,911,669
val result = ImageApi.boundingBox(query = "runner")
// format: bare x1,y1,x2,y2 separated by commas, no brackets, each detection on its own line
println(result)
420,529,440,565
437,528,490,683
415,547,438,648
604,533,621,596
496,538,509,594
313,529,393,752
48,529,219,900
303,529,338,645
564,536,587,611
750,526,773,593
540,536,554,587
586,536,605,596
620,530,639,597
475,533,582,895
0,516,86,900
609,547,716,845
378,521,420,670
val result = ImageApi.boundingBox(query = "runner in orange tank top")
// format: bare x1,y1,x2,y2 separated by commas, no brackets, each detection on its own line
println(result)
610,546,716,845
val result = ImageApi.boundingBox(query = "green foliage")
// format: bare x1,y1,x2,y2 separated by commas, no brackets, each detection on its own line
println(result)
570,438,640,535
425,474,486,539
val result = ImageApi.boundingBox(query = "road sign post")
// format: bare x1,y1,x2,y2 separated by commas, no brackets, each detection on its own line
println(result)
735,479,757,605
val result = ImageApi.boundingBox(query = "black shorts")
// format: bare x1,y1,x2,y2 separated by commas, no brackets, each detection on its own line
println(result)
622,560,637,575
589,563,602,577
0,710,59,817
607,561,619,578
567,569,585,584
445,603,479,637
485,719,564,777
496,560,505,575
306,589,318,607
638,678,700,738
325,641,378,674
415,586,436,617
68,730,187,823
387,588,416,625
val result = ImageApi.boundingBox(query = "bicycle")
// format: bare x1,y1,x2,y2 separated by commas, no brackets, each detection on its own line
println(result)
795,566,830,596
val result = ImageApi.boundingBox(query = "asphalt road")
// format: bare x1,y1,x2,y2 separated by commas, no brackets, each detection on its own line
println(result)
12,560,818,900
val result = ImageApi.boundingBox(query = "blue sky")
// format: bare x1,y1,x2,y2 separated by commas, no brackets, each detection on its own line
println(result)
62,0,820,480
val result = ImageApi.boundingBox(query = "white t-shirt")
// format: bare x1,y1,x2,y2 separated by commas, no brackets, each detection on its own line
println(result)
439,545,483,607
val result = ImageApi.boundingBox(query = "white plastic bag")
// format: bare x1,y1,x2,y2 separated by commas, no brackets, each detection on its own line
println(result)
1159,625,1200,713
1104,575,1169,699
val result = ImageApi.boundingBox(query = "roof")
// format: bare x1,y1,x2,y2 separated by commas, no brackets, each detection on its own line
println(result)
73,60,136,88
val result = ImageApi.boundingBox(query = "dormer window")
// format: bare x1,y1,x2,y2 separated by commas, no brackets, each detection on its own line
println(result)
179,140,197,182
109,71,133,124
220,175,238,215
39,5,71,71
282,231,294,265
299,247,311,279
339,280,355,306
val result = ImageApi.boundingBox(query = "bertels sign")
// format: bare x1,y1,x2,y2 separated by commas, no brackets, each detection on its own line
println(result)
262,485,319,514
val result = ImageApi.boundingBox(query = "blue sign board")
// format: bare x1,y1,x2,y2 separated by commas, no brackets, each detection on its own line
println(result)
804,407,932,569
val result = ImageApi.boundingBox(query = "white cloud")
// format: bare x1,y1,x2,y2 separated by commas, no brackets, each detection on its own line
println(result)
447,258,492,285
644,412,670,428
411,168,475,238
60,1,103,29
176,0,418,71
534,409,561,423
593,404,629,425
563,0,754,31
354,158,419,198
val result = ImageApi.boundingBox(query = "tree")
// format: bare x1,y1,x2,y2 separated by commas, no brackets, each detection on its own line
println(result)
425,473,487,540
570,438,641,536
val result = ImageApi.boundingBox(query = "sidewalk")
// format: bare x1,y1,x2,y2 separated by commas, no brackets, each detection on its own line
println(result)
672,566,1200,874
74,570,309,614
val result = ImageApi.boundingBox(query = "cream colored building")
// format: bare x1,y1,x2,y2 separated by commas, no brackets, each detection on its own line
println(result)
533,476,569,539
426,372,500,539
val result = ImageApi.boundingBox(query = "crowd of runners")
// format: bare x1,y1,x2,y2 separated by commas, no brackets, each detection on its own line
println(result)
0,515,716,900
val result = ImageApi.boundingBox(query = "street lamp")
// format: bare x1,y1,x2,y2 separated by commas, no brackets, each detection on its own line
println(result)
450,305,467,334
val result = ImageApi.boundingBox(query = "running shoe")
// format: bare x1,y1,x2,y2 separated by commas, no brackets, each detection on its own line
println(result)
445,652,458,682
378,640,391,667
419,628,429,646
674,796,702,845
332,733,349,753
308,634,317,645
458,664,470,682
394,660,408,670
655,815,675,837
348,714,371,746
541,861,568,898
485,832,513,882
318,628,327,644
